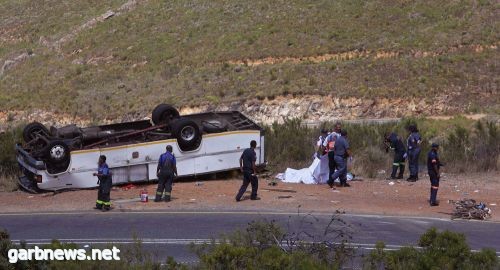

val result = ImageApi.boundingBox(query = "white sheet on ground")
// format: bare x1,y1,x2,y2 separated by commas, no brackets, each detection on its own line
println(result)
277,154,352,184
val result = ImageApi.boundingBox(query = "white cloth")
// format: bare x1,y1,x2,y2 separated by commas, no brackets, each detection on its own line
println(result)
312,154,329,184
277,155,353,184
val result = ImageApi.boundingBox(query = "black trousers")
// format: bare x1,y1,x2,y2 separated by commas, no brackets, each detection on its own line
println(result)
408,148,421,178
236,171,258,200
391,151,405,178
429,170,439,204
156,172,174,201
96,178,112,208
327,151,336,184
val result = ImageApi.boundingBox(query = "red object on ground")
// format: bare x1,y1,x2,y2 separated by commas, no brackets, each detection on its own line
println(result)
122,183,136,191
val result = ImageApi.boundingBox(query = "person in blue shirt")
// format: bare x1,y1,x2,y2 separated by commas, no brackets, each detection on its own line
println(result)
407,124,422,181
236,140,259,201
384,132,407,180
156,145,178,202
329,129,352,188
93,155,112,211
427,143,443,206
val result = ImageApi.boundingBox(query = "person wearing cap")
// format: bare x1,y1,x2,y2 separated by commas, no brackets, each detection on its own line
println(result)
328,129,352,188
93,155,112,211
323,122,342,188
384,132,407,180
156,145,178,202
407,124,422,181
427,143,443,206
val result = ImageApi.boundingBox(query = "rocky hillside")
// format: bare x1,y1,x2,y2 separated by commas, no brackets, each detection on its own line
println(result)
0,0,498,125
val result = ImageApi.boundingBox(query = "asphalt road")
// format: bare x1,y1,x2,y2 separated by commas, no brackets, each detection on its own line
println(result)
1,210,499,264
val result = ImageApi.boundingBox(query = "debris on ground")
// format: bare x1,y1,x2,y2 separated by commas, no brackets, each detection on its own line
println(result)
277,195,292,199
388,181,395,186
121,184,136,191
195,182,204,186
268,179,278,186
450,199,492,220
261,188,297,193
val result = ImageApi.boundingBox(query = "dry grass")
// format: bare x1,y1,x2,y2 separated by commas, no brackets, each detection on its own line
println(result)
0,0,498,118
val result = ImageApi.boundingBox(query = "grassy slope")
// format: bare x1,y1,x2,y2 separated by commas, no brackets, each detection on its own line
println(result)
0,0,498,119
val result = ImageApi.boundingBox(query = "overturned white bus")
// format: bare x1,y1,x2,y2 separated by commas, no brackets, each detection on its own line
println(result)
16,104,265,192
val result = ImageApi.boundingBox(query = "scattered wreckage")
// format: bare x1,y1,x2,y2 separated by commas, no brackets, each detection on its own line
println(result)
16,104,265,193
450,199,492,220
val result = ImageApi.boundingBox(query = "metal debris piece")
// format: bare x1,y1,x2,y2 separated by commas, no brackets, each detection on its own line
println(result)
450,199,492,220
261,188,296,193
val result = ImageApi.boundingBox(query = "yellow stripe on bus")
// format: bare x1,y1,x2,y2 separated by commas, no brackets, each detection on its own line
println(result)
71,130,260,155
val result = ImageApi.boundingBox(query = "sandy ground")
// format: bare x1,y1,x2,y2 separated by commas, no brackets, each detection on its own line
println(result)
0,172,498,221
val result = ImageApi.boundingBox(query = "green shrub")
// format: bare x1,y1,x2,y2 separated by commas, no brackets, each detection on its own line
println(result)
264,118,499,177
0,125,23,171
0,125,23,191
264,118,316,172
364,228,499,270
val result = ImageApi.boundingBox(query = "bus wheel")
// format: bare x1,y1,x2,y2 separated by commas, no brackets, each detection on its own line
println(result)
152,104,180,126
44,140,71,165
23,122,50,142
171,118,202,151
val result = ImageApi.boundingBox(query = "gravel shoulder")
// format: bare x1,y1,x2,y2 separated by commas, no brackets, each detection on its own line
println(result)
0,172,498,221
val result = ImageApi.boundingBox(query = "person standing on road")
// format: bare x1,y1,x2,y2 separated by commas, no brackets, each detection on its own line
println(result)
94,155,112,211
407,124,422,181
156,145,178,202
384,132,407,180
329,129,351,188
236,140,260,201
323,123,342,188
427,143,443,206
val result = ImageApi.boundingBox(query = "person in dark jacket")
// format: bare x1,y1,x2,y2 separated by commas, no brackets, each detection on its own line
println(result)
384,132,407,179
94,155,112,211
156,145,178,202
236,140,260,201
427,143,443,206
407,124,422,181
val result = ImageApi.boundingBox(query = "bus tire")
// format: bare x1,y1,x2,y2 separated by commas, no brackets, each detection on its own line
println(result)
23,122,49,142
44,140,71,165
171,118,202,151
152,104,180,126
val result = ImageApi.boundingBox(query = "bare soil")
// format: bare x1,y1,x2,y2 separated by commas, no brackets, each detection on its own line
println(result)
0,172,498,221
